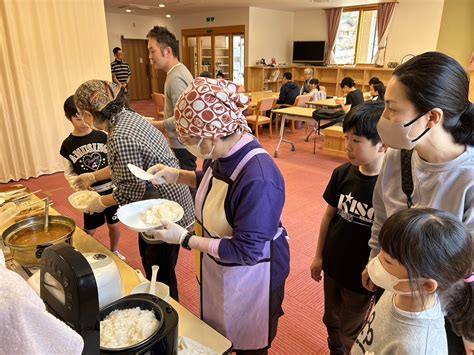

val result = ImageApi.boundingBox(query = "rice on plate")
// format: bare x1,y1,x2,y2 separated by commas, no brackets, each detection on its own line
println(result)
68,191,100,212
100,307,160,348
142,202,182,225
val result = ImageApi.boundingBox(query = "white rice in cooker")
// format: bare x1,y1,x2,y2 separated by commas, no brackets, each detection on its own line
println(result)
100,307,160,348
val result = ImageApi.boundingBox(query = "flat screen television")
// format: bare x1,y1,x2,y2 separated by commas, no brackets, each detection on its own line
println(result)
292,41,326,64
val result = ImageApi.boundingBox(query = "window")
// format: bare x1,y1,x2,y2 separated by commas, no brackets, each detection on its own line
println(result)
334,7,378,64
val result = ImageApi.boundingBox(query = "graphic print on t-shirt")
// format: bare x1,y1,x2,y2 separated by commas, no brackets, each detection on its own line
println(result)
354,309,376,353
337,191,374,226
82,152,103,170
69,143,107,172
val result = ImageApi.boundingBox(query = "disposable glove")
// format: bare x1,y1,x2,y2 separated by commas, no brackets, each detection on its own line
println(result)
145,222,188,244
72,172,96,190
147,164,179,185
83,194,106,214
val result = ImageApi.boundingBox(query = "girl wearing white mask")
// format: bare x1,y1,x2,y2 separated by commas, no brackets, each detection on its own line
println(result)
146,77,290,354
353,208,473,355
360,52,474,353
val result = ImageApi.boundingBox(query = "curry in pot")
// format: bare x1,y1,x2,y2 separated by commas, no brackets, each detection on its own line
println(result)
9,225,72,246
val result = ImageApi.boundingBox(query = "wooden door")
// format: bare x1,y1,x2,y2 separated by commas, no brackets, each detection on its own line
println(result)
121,38,151,100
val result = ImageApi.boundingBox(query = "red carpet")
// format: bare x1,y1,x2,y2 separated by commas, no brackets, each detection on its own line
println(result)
4,99,346,354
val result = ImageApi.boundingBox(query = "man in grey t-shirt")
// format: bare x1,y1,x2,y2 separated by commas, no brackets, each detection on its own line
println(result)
147,26,196,174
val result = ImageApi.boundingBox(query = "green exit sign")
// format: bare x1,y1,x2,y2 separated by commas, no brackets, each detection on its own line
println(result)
206,17,215,23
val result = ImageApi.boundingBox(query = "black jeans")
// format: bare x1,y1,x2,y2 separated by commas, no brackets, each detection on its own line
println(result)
323,275,373,355
172,147,197,171
138,236,180,301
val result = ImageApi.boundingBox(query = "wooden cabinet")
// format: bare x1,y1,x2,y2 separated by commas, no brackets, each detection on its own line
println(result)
215,45,230,78
182,26,245,84
246,65,394,96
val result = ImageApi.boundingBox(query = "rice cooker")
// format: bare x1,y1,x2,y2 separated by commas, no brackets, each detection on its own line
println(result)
99,293,179,354
28,246,124,309
29,243,124,354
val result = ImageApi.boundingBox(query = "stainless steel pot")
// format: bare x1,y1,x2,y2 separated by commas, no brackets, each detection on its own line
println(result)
2,215,75,266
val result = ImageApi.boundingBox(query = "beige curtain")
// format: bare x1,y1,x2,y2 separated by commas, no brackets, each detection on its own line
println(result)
374,2,396,67
325,8,343,65
0,0,111,183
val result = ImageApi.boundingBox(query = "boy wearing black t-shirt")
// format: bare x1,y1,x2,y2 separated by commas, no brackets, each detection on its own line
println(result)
60,96,124,260
310,101,386,355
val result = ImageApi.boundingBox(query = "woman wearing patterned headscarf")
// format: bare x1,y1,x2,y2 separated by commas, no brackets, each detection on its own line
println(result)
146,77,290,354
72,80,194,300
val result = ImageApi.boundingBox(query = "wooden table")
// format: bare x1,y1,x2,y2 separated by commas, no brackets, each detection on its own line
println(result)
271,106,316,157
245,91,279,108
308,92,372,109
2,193,233,354
75,229,233,353
307,98,342,109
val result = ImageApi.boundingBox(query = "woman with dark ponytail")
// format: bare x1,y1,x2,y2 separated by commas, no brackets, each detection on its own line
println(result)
360,52,473,353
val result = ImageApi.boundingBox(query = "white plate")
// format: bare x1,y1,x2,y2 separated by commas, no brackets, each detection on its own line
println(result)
117,199,184,232
68,191,100,212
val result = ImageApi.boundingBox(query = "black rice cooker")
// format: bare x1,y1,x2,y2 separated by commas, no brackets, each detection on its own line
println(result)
99,293,178,355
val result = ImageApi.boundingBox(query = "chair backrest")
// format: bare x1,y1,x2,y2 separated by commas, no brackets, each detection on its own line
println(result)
256,97,276,113
152,92,165,115
294,94,311,107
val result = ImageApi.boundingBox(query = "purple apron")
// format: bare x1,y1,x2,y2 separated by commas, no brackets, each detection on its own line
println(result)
195,148,283,350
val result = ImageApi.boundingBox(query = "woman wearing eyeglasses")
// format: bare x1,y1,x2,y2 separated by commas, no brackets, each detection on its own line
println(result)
146,77,290,354
72,80,194,301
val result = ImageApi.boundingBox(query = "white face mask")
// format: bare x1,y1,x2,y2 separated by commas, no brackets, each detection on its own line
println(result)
376,112,430,150
185,137,215,160
367,256,414,295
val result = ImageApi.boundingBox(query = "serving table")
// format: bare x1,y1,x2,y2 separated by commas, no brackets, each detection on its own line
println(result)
2,191,232,354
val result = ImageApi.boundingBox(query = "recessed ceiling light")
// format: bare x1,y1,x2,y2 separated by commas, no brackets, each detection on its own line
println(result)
125,9,132,12
159,4,165,7
165,14,171,18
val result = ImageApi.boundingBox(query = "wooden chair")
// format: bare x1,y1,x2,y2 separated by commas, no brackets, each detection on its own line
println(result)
245,97,275,138
151,92,165,120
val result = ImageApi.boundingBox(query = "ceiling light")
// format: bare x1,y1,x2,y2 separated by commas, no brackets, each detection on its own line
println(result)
159,4,165,7
125,9,132,12
165,14,171,18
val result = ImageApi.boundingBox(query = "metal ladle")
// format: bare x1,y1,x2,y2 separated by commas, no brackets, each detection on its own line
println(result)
44,198,49,232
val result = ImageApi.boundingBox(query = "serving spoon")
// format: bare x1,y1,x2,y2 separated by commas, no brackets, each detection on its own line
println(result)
127,164,166,184
44,198,49,232
149,265,159,296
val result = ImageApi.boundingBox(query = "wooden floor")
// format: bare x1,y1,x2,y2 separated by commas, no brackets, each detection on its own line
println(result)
5,99,347,354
